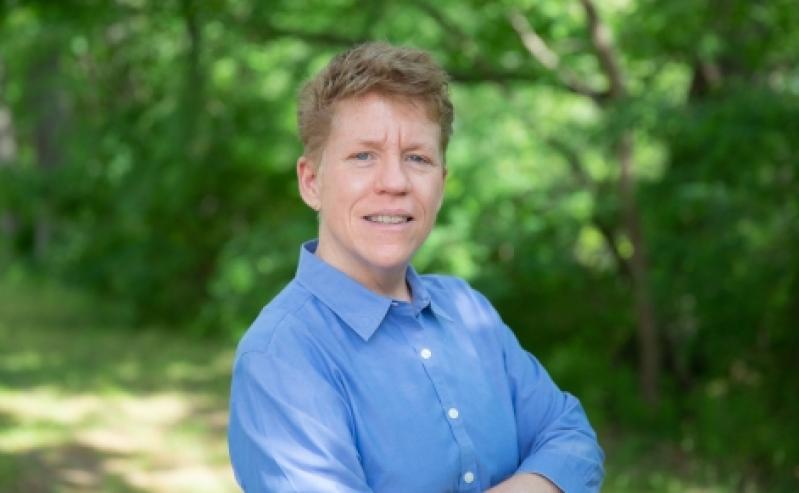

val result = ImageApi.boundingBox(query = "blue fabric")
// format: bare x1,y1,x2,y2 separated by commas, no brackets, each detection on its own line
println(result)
228,240,605,492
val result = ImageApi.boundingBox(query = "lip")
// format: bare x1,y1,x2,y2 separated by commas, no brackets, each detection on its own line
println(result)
362,209,415,226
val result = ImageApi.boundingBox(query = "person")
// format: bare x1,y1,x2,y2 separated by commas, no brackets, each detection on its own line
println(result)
228,42,605,493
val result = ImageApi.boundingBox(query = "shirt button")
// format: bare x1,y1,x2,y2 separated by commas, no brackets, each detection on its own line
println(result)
420,348,432,359
448,407,459,419
463,471,475,484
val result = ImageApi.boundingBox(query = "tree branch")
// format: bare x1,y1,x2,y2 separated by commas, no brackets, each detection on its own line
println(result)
234,12,542,92
546,136,631,279
229,6,364,49
410,1,519,96
446,68,540,84
508,10,559,70
578,0,626,98
257,24,366,47
507,9,607,101
412,1,473,49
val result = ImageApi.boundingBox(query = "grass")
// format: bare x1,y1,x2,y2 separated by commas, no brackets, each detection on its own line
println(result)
0,273,237,492
0,271,794,492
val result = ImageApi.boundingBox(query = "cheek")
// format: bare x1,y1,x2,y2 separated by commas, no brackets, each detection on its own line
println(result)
339,175,373,199
426,182,445,214
322,174,370,214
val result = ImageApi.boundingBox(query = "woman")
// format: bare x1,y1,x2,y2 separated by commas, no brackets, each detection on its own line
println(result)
228,42,604,493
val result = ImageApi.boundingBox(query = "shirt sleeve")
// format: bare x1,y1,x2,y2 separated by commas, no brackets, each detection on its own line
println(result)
228,349,373,493
501,324,605,492
475,289,605,493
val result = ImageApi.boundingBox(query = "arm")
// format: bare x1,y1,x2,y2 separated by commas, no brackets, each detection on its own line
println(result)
486,472,561,493
497,320,605,493
228,350,373,493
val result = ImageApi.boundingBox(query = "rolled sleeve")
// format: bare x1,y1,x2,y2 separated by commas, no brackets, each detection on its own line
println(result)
494,309,605,492
228,350,373,493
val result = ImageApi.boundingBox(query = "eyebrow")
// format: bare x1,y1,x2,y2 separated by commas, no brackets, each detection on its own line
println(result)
354,139,437,153
355,139,386,150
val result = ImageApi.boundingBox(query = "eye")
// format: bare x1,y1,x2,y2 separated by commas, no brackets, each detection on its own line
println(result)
352,151,373,161
407,154,433,165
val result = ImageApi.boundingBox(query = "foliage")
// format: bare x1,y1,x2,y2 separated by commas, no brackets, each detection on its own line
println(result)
1,0,797,488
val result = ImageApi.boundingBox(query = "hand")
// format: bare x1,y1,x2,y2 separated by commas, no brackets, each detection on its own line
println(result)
484,473,561,493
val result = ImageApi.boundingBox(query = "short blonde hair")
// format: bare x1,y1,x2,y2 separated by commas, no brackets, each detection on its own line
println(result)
297,42,454,162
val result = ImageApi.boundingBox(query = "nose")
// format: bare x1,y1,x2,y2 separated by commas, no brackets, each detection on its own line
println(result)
375,154,410,194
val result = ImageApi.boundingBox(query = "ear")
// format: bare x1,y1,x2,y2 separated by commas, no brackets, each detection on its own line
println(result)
297,155,321,211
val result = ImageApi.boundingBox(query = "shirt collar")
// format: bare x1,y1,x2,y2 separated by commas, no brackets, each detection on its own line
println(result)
295,240,438,341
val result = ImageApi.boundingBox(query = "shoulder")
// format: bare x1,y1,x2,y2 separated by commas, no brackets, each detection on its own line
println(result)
420,273,501,327
232,279,348,395
420,273,494,308
234,279,319,360
230,280,352,406
421,273,493,303
419,272,468,292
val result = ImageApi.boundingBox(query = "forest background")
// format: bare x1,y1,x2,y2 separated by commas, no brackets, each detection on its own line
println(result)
0,0,797,491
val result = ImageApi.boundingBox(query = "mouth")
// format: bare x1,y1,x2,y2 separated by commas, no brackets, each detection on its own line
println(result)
364,214,414,225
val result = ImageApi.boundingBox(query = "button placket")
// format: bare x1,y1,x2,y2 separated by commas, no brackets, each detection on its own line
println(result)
403,313,480,492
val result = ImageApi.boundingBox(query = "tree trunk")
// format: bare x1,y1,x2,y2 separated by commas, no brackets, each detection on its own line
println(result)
29,48,67,260
617,132,660,405
580,0,662,406
180,0,204,155
0,58,19,240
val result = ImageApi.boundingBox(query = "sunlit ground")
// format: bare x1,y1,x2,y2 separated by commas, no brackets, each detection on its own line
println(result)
0,276,785,492
0,390,233,492
0,277,238,492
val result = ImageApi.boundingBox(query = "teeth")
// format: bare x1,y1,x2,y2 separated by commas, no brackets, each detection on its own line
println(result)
367,215,409,224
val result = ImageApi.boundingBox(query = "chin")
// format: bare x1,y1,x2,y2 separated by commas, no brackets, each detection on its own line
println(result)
362,249,414,272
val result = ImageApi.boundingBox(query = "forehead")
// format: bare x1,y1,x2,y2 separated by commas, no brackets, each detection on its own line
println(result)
328,93,441,144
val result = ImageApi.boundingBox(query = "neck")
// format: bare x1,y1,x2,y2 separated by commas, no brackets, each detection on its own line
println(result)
314,243,412,301
367,273,412,301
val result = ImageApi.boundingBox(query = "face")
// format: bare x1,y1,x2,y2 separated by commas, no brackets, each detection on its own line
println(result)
297,92,446,292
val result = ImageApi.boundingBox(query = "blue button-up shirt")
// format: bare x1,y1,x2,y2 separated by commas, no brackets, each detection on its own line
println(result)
228,240,604,492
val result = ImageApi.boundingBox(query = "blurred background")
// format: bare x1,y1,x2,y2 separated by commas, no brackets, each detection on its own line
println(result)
1,0,797,491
